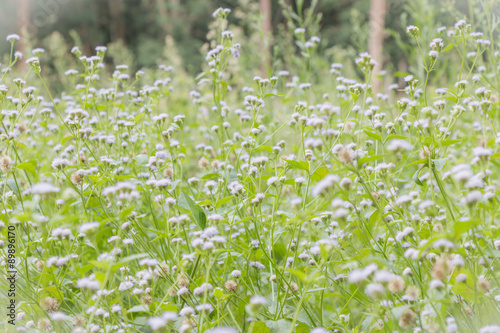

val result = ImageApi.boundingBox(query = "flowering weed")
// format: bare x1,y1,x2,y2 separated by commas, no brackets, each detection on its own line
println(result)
0,3,500,333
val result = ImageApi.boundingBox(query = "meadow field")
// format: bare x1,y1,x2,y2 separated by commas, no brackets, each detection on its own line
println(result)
1,1,500,332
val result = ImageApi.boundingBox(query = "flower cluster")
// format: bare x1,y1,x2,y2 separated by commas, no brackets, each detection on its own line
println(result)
0,5,499,333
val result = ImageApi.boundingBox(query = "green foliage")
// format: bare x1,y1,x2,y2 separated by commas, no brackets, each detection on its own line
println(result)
0,1,500,333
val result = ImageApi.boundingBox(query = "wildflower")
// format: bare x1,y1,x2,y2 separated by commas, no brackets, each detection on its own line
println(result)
79,222,100,235
0,156,12,172
50,312,68,321
6,34,20,42
26,57,41,73
207,328,238,333
148,317,167,331
479,326,500,333
312,175,339,197
76,276,100,290
51,157,70,170
399,309,416,328
230,270,241,278
195,303,214,314
250,295,267,305
42,297,60,312
31,182,60,195
406,25,420,37
388,276,406,293
478,278,490,292
225,280,238,292
338,147,355,163
365,283,385,298
387,139,413,152
193,283,213,296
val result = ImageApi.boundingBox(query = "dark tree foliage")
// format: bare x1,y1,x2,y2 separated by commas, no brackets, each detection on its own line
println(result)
0,0,473,75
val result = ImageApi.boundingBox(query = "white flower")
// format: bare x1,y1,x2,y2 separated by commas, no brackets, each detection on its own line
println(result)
51,157,70,170
250,295,267,305
195,303,214,313
312,175,339,196
50,312,68,321
76,276,100,290
267,176,279,186
6,34,20,42
31,182,60,194
148,317,166,331
429,279,445,289
193,283,213,295
228,181,245,195
230,270,241,277
180,306,194,316
387,139,412,152
206,328,238,333
473,146,492,157
365,283,385,297
177,287,190,296
311,328,329,333
479,326,500,333
79,222,100,234
163,311,178,322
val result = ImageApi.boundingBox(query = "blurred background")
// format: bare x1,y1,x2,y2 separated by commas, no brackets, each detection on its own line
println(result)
0,0,477,88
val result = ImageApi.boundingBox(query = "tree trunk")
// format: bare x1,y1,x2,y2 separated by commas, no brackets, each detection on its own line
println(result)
18,0,29,71
155,0,170,36
368,0,387,92
108,0,125,42
259,0,272,76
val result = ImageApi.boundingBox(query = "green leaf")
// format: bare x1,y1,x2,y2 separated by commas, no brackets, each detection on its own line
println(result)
216,195,234,208
403,158,427,168
284,159,309,171
413,168,424,186
384,134,408,143
368,210,380,229
179,191,207,229
295,322,310,333
491,152,500,159
288,269,307,282
265,319,292,333
443,95,458,103
6,179,20,196
41,286,65,301
254,145,273,154
441,43,454,52
454,219,479,237
117,253,150,264
311,167,328,181
62,136,75,145
136,154,148,166
249,321,270,333
119,206,135,218
272,243,287,263
135,113,145,123
363,129,382,141
213,287,223,300
16,162,37,176
432,158,447,171
201,173,219,180
358,154,387,165
394,71,411,77
439,139,461,147
127,305,149,313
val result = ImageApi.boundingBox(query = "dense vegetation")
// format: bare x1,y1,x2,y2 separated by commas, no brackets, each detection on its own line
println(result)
1,1,500,332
